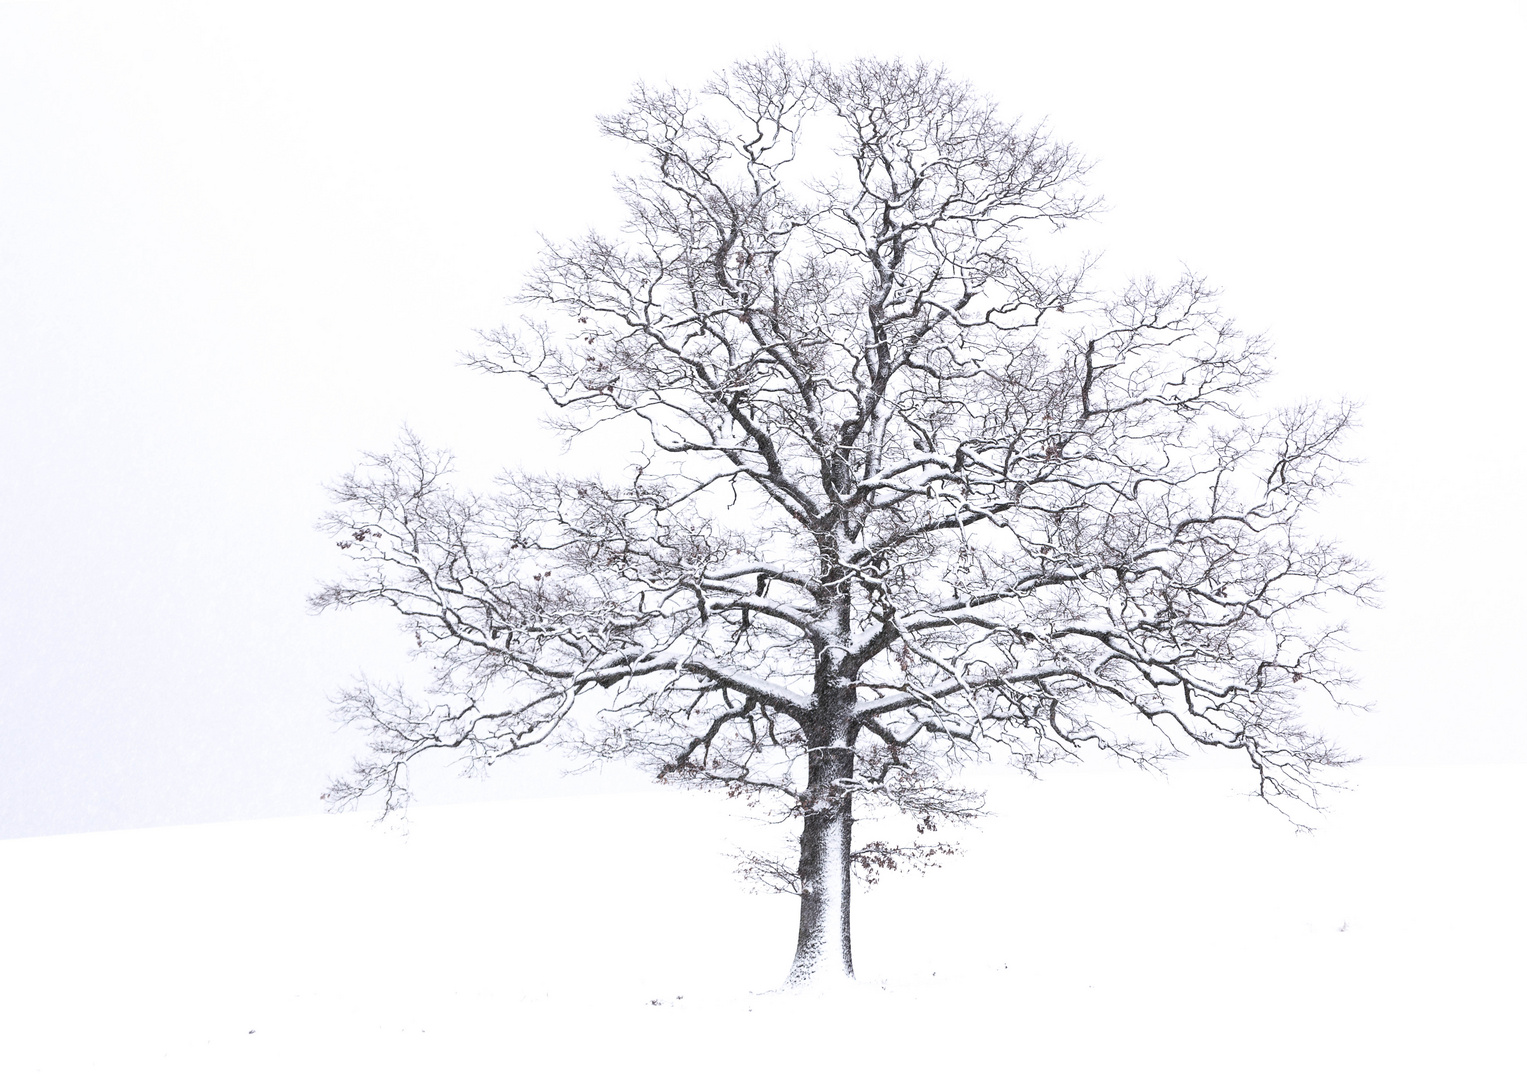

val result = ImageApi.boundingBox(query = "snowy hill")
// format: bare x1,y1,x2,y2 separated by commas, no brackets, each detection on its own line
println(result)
2,763,1520,1077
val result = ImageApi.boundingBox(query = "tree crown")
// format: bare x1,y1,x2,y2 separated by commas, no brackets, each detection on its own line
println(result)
316,55,1372,831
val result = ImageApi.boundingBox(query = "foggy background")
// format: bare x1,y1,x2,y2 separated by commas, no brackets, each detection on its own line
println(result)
3,0,1522,839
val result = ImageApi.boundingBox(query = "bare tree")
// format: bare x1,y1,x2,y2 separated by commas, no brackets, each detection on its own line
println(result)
314,55,1371,986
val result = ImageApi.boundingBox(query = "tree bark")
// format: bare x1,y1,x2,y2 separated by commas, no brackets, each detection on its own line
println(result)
786,743,855,985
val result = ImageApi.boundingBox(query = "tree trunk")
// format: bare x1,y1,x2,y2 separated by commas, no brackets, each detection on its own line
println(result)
786,744,855,985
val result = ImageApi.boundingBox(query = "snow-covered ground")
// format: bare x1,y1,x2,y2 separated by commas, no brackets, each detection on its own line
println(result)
2,763,1520,1077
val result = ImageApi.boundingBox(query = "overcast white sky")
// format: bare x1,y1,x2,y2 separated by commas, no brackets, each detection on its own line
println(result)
2,1,1522,839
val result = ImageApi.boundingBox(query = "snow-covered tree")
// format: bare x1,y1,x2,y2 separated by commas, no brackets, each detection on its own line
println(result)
315,55,1371,985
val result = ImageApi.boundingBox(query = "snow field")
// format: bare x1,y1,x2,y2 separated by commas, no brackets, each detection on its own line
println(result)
1,764,1520,1077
